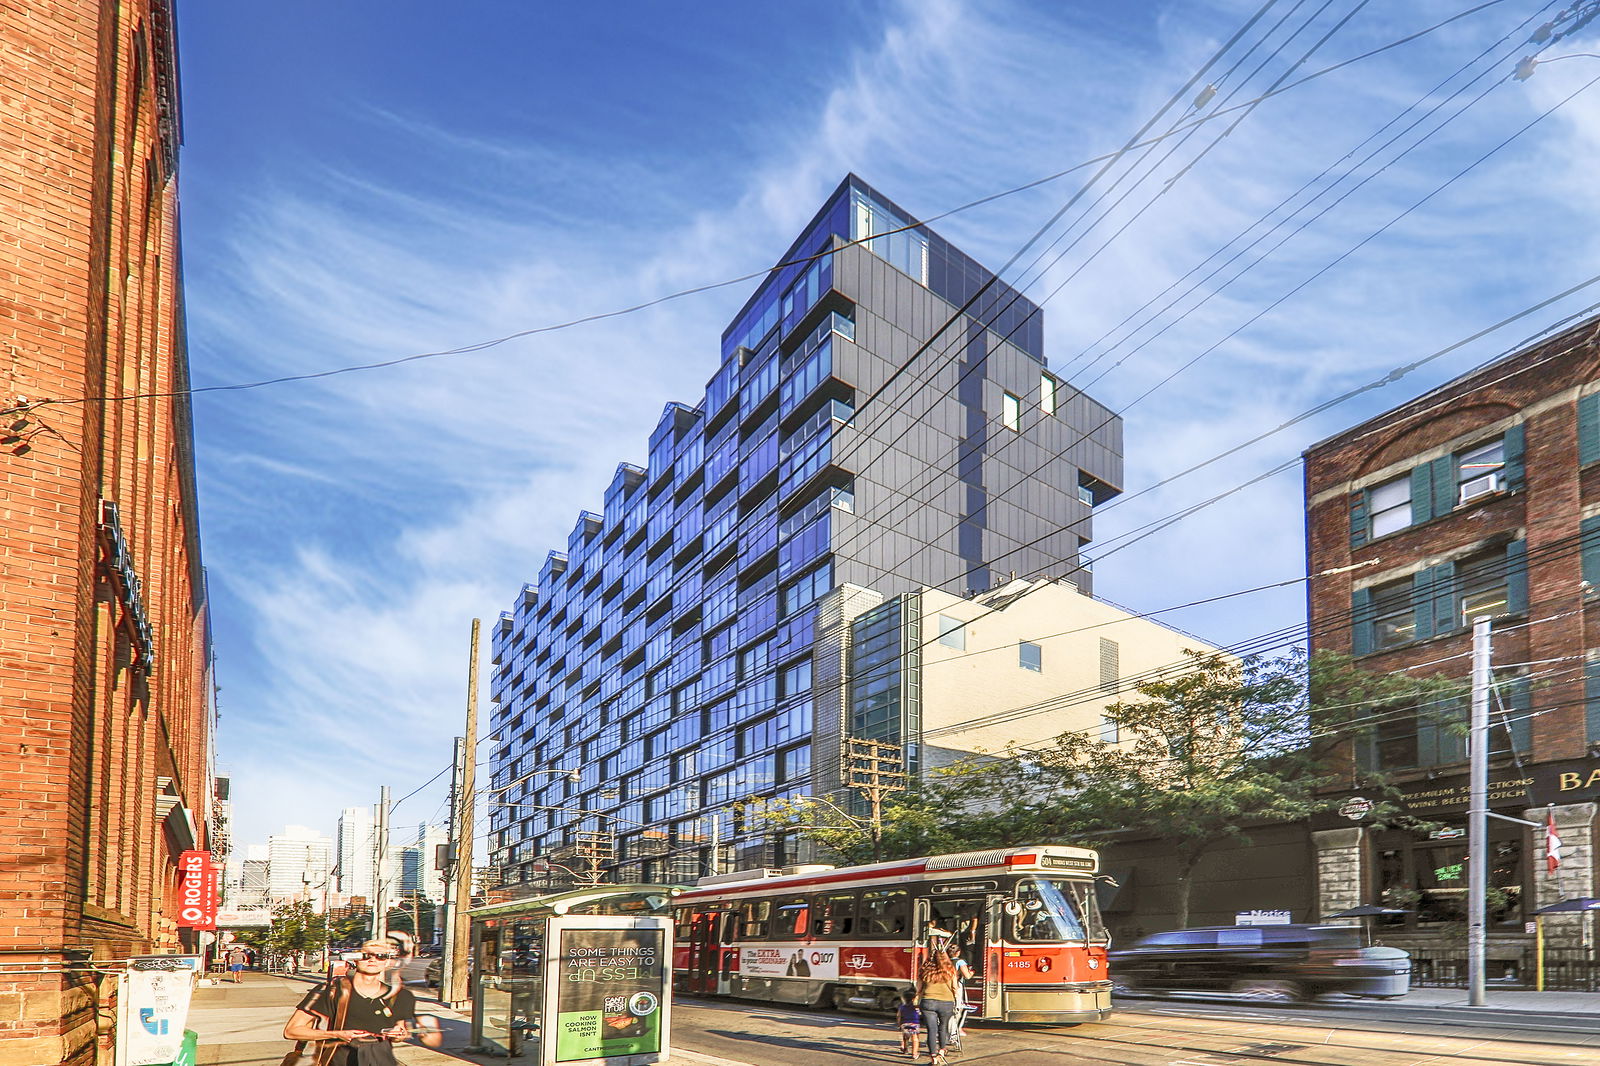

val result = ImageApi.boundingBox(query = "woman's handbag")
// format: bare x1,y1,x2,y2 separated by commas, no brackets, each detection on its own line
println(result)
282,977,352,1066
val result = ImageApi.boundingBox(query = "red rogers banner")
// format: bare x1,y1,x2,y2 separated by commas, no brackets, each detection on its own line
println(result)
176,850,218,930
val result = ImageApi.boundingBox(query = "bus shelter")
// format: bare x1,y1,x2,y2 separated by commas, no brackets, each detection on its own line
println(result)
469,885,683,1060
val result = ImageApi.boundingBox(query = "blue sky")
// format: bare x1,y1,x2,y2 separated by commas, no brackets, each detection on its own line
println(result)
174,0,1600,853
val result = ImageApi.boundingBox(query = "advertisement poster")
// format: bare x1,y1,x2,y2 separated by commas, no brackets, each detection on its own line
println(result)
176,850,219,930
739,945,840,980
117,955,201,1066
547,919,670,1064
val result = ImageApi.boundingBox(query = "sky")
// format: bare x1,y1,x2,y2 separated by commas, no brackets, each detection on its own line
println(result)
172,0,1600,855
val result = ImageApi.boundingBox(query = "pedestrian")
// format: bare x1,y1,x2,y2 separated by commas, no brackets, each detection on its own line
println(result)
895,992,922,1058
282,939,442,1066
226,946,250,983
914,931,960,1065
381,931,415,996
945,945,974,1047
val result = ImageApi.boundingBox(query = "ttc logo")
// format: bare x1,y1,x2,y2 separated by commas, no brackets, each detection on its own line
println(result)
847,953,870,969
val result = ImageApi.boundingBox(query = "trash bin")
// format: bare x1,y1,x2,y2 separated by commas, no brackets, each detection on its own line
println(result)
1348,946,1411,998
169,1029,198,1066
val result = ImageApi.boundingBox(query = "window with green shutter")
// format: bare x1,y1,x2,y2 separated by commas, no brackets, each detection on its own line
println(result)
1586,660,1600,745
1456,438,1507,504
1351,587,1376,657
1502,423,1525,493
1579,393,1600,467
1369,476,1410,538
1409,456,1457,523
1581,515,1600,589
1370,579,1414,650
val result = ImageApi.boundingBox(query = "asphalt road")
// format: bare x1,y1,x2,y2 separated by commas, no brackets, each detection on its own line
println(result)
668,995,1600,1066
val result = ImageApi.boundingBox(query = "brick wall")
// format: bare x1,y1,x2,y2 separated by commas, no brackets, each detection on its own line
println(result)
1302,316,1600,960
0,3,210,1063
1305,317,1600,767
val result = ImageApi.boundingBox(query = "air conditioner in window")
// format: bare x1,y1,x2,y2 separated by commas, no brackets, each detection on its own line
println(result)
1459,471,1503,503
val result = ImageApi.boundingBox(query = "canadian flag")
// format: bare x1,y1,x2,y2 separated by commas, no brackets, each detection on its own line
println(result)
1546,811,1563,876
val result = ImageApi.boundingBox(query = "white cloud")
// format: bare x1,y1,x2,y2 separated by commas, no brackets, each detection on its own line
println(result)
193,0,1600,847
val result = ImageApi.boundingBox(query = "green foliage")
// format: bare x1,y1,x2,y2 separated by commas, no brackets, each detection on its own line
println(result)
385,897,437,942
329,906,371,946
760,649,1459,927
266,899,328,958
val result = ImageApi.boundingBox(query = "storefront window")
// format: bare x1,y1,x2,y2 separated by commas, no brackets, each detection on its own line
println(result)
1374,829,1524,929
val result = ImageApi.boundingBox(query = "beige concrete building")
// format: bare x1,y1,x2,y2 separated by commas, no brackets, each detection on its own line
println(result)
811,577,1224,789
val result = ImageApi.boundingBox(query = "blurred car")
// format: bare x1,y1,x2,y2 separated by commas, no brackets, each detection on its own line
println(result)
328,952,363,978
1109,923,1410,1003
425,957,441,988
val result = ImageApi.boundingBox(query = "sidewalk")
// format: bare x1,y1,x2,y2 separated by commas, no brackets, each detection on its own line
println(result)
1358,985,1600,1014
184,973,754,1066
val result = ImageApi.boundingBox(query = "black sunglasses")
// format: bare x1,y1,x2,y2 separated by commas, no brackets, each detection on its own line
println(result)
360,952,398,961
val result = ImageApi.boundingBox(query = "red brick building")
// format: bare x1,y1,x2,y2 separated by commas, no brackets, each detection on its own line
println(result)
0,2,216,1062
1305,314,1600,979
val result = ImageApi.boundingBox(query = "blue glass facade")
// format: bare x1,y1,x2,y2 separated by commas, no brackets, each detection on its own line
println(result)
487,175,1122,886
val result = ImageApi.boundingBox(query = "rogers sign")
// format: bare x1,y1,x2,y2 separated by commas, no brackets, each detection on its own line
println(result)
176,850,218,930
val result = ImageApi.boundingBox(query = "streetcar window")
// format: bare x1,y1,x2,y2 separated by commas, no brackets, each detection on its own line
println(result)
818,893,857,937
859,888,909,937
741,899,771,939
774,896,811,938
1012,877,1092,942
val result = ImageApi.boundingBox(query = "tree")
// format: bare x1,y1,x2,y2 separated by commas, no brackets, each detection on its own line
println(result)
384,895,436,943
760,649,1458,928
266,899,327,963
744,792,955,867
935,649,1457,928
328,905,372,947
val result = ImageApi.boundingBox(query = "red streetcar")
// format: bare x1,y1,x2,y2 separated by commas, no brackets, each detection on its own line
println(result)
672,844,1112,1024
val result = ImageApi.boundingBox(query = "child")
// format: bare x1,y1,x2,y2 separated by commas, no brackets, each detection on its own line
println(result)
896,992,922,1057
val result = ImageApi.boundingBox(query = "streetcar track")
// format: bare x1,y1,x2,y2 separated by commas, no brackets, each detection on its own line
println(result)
1024,1014,1597,1066
678,996,1596,1066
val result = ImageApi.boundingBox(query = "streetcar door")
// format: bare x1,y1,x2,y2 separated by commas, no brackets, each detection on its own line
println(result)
688,910,720,995
716,910,737,996
983,895,1005,1020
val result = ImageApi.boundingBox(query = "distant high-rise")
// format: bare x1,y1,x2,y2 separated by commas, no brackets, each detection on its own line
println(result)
267,826,334,906
416,823,449,903
487,176,1123,886
337,806,378,899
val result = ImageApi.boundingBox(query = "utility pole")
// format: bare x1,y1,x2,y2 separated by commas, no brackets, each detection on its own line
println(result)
438,737,465,1001
445,618,481,1007
843,738,905,862
1467,618,1491,1007
1466,617,1544,1008
373,786,391,940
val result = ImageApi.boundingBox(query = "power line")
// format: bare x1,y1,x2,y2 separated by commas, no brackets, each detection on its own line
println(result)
29,3,1505,410
825,1,1573,575
476,0,1309,763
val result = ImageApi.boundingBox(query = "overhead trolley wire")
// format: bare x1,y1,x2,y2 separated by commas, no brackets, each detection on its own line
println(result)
825,1,1567,573
36,2,1513,409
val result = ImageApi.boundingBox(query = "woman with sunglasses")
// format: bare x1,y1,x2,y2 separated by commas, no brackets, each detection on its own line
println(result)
283,939,441,1065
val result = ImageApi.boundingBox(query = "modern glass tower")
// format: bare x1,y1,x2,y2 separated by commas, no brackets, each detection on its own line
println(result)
486,175,1122,887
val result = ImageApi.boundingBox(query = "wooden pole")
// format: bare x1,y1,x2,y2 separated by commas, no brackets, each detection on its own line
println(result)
445,619,480,1008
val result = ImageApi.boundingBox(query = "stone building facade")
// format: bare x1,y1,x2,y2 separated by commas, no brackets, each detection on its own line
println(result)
0,2,216,1062
1304,314,1600,980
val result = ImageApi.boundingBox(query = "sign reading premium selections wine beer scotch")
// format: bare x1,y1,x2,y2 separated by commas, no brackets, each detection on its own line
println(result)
541,915,671,1066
